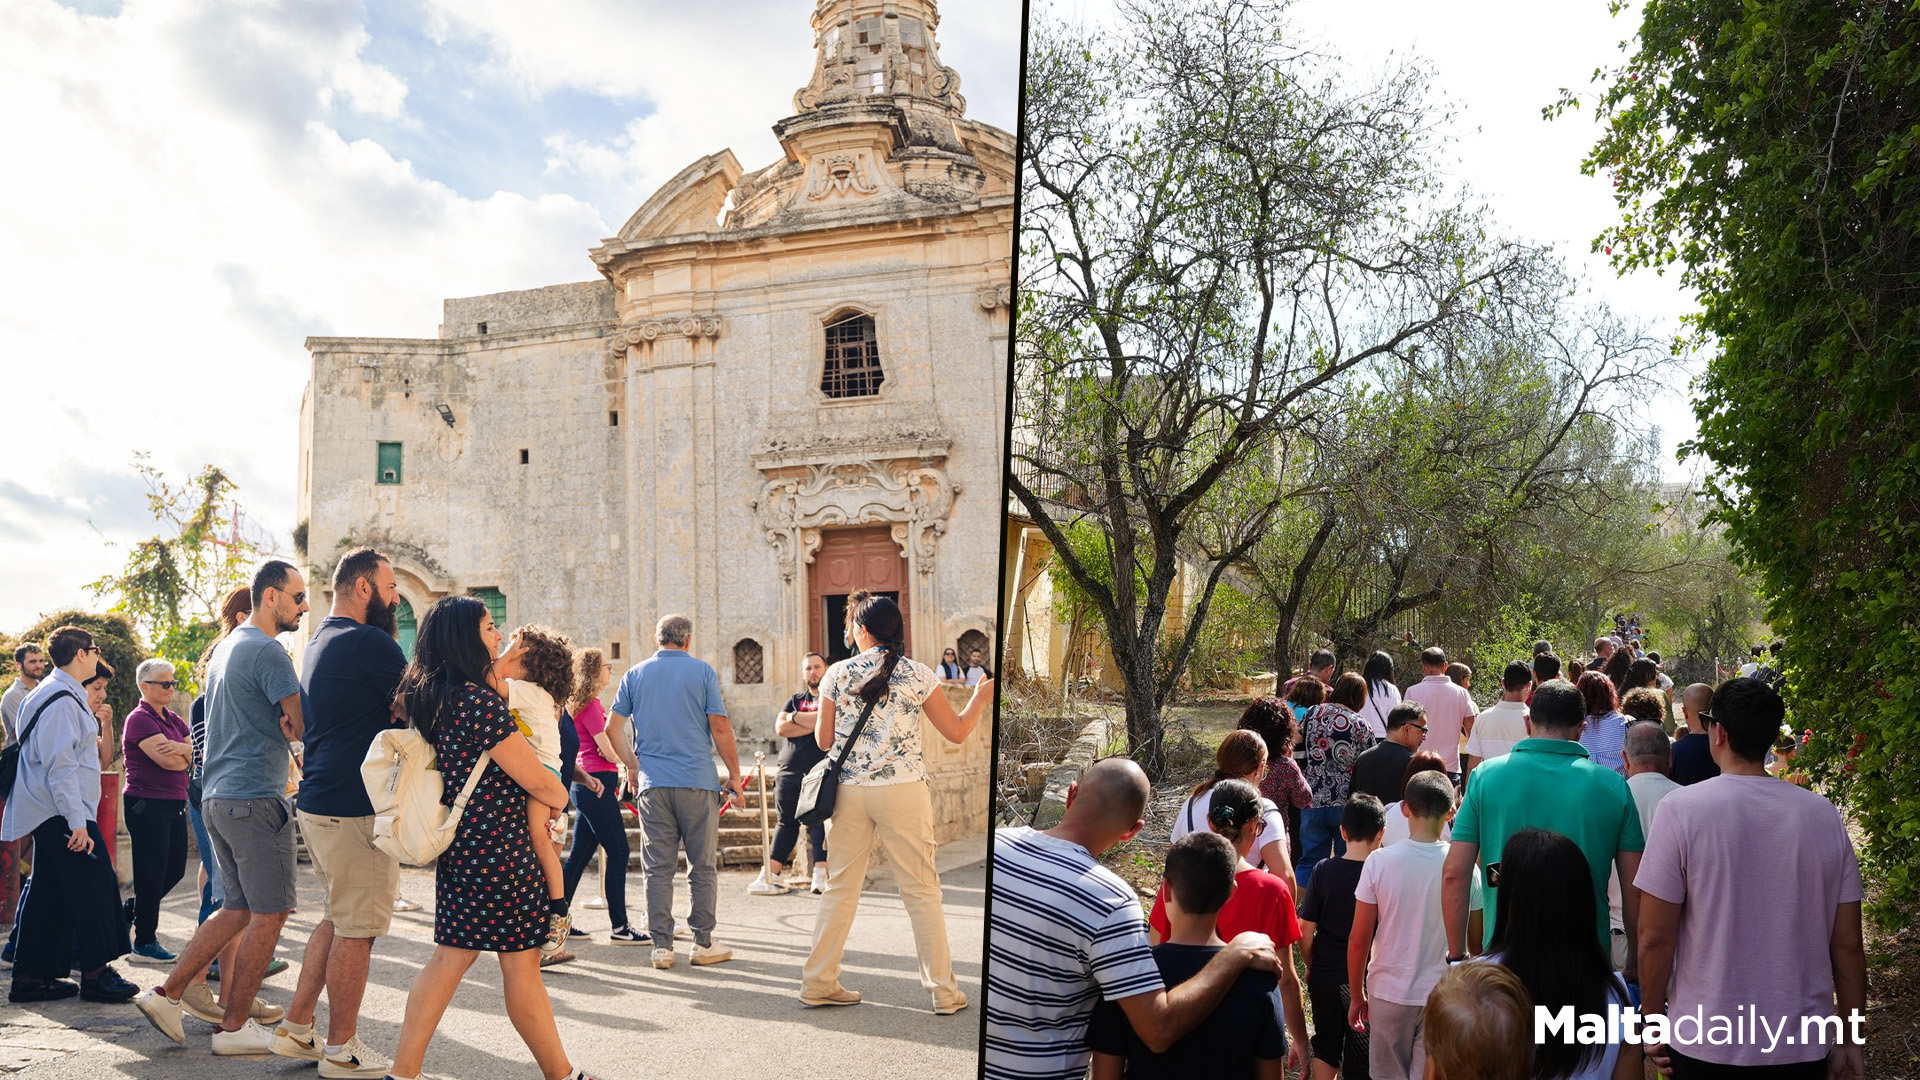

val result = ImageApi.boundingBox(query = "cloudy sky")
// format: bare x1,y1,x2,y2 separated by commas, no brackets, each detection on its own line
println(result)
0,0,1022,631
1047,0,1703,474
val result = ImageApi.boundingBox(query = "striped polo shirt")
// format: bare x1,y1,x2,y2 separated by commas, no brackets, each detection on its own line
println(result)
985,827,1164,1080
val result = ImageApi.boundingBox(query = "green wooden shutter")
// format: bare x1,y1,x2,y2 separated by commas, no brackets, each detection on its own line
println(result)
471,587,506,627
377,442,403,485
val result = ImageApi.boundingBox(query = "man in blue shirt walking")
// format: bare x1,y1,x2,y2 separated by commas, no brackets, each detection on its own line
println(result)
612,614,743,970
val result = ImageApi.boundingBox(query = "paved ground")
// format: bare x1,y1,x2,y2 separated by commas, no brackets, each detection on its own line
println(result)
0,836,986,1079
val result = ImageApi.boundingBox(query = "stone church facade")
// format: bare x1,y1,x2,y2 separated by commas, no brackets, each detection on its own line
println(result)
295,0,1009,787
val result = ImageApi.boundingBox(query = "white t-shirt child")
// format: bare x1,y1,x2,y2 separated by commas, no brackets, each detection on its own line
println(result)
507,679,562,779
1355,838,1483,1006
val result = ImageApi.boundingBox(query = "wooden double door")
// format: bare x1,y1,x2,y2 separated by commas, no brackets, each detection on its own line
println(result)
809,525,911,663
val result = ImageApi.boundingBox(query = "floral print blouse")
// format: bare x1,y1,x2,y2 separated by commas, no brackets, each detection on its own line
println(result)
819,647,943,786
1299,701,1378,807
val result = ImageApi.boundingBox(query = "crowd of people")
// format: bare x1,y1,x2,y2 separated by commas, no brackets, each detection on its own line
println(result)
1,551,994,1080
986,630,1866,1080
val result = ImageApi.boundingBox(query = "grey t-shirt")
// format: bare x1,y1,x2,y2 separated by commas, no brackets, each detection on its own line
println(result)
0,678,30,747
201,625,302,801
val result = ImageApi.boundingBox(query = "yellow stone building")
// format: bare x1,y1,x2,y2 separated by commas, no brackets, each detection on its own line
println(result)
296,1,1008,834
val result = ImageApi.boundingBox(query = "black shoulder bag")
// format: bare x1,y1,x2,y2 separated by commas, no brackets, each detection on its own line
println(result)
795,695,880,828
0,690,81,801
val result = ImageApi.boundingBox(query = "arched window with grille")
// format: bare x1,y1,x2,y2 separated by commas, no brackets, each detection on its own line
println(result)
733,639,764,684
821,311,884,399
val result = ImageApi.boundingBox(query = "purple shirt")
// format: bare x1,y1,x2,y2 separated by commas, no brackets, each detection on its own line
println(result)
1636,774,1863,1066
122,699,190,801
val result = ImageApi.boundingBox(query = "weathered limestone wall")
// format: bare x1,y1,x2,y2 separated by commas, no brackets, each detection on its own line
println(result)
440,281,617,338
926,682,991,842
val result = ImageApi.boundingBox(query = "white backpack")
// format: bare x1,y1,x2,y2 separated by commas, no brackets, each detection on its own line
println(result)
360,726,490,867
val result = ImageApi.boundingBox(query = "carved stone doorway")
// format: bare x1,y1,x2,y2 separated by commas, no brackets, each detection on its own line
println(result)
809,525,911,663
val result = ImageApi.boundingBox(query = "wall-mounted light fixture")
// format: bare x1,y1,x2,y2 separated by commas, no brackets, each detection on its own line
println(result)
436,404,455,427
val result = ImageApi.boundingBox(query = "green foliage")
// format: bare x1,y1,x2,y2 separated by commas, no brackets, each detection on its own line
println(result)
88,456,267,696
1177,584,1276,689
20,610,147,762
1571,0,1920,920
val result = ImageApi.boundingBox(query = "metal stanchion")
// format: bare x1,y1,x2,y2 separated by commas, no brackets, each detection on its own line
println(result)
756,750,773,880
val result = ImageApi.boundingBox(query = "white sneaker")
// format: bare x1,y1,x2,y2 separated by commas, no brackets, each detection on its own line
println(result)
745,869,788,896
319,1034,393,1078
651,948,675,970
691,940,733,966
211,1019,277,1056
269,1022,322,1061
811,866,828,894
136,987,185,1045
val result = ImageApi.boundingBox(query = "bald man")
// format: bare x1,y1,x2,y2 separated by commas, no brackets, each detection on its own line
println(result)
1668,683,1721,786
984,758,1280,1080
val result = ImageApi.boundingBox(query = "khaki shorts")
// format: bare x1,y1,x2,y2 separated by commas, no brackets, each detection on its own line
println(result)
298,811,400,938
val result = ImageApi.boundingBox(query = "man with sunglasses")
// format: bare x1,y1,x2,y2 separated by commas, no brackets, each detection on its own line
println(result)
138,560,308,1055
1350,701,1429,805
1636,678,1865,1078
122,658,193,964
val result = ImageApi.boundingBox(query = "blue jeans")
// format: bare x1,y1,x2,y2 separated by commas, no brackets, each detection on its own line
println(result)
561,771,629,928
187,779,223,922
1295,805,1348,889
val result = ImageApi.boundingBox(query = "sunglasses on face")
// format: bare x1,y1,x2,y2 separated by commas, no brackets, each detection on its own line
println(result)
143,680,176,690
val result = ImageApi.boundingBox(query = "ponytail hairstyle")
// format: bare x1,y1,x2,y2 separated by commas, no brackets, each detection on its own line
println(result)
1190,728,1267,800
393,596,494,741
851,594,907,707
197,584,254,681
1205,778,1263,847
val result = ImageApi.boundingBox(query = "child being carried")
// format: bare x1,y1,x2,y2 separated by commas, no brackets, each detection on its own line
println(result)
505,624,578,956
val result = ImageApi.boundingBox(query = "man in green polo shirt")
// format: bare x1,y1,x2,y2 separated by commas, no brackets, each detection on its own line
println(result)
1441,679,1644,978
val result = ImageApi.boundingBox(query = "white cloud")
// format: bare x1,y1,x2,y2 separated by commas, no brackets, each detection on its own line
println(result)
0,0,1021,631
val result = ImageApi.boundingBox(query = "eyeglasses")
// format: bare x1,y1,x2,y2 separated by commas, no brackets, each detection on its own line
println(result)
143,680,176,690
1699,711,1717,727
1409,723,1429,736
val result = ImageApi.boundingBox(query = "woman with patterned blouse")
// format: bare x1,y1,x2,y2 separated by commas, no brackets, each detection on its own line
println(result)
1293,671,1378,889
800,594,994,1014
384,597,602,1080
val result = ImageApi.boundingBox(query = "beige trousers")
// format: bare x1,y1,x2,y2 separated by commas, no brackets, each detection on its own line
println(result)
800,780,962,1008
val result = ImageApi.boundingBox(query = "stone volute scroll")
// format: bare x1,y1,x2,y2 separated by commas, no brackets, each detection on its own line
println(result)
750,452,959,583
603,315,725,364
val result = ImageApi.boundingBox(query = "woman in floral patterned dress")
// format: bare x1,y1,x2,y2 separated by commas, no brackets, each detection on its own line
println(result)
1294,671,1378,889
799,594,995,1014
384,596,601,1080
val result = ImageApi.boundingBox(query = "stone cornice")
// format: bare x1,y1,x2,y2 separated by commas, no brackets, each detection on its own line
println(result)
589,194,1014,272
306,319,616,356
749,437,951,473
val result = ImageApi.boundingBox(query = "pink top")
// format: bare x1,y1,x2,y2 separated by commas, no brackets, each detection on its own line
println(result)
122,700,190,801
1402,674,1478,772
1636,774,1862,1067
573,699,619,775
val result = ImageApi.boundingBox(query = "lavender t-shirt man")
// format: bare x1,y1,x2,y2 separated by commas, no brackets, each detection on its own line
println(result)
1403,674,1477,774
1636,774,1863,1067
